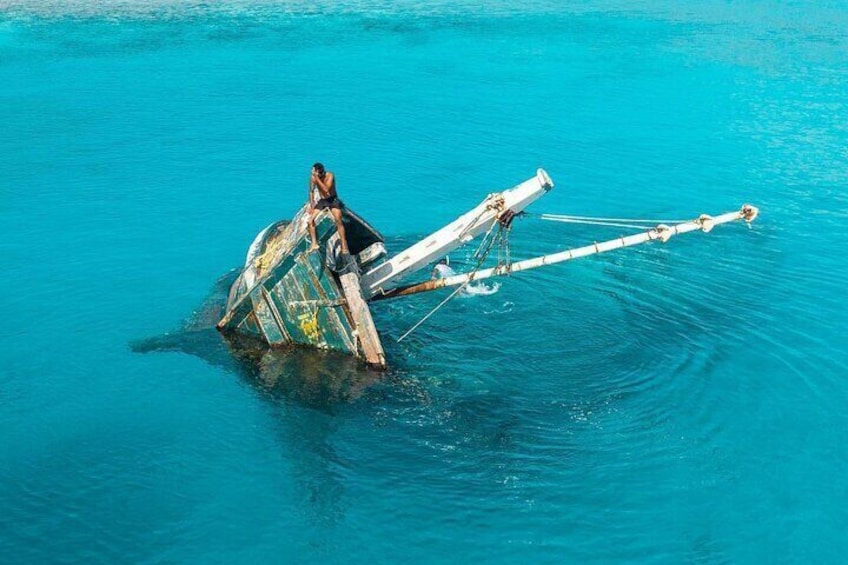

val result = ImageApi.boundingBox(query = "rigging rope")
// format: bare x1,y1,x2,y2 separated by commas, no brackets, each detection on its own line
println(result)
538,213,691,224
538,217,652,230
538,213,693,233
397,208,692,343
397,218,508,343
497,221,512,273
472,220,497,259
458,193,501,243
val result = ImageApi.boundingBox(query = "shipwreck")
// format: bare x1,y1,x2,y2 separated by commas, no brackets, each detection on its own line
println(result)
216,169,758,368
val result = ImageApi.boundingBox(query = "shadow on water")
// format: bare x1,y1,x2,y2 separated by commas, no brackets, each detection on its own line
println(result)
127,270,444,527
126,260,591,523
130,269,386,410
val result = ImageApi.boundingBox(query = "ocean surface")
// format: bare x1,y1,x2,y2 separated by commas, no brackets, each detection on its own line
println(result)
1,1,846,562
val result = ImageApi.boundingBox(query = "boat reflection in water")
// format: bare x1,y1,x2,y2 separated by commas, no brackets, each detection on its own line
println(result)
224,333,382,406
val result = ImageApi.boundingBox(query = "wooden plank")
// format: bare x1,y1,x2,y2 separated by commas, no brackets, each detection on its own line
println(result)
271,275,309,342
282,263,327,349
260,286,291,344
253,286,286,345
339,272,386,368
288,260,353,354
237,311,261,337
295,253,358,354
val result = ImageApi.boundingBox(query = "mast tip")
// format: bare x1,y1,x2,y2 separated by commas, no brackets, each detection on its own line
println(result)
741,204,759,223
536,168,554,191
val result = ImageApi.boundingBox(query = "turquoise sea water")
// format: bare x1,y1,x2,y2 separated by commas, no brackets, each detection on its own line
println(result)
2,1,847,562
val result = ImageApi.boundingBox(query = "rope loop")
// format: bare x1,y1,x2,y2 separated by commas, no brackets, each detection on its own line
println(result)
655,224,673,243
741,204,759,223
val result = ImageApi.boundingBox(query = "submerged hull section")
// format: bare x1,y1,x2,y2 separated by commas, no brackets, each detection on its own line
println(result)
218,204,387,367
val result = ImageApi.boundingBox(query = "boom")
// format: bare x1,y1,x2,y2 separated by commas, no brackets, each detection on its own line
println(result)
360,169,554,298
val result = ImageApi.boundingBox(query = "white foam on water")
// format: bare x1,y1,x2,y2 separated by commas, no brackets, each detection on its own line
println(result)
460,281,501,297
432,263,501,298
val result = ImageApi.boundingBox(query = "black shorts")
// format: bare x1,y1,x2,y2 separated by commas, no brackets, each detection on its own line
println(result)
315,196,343,210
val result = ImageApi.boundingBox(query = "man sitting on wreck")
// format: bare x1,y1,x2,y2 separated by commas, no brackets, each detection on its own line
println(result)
307,162,349,255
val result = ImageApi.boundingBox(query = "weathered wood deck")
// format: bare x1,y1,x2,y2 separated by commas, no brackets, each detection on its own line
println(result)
218,205,387,367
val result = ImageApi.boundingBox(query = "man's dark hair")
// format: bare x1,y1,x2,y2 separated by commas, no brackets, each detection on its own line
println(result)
312,162,325,174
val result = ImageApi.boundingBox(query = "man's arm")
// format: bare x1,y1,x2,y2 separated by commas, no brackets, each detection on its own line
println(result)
313,172,335,194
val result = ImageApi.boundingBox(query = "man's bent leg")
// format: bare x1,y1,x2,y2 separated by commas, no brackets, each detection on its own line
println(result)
331,208,349,254
308,208,320,251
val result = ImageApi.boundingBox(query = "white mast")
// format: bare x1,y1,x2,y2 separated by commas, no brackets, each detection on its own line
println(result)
360,169,554,298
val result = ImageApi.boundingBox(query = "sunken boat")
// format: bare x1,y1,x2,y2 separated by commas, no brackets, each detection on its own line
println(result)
217,169,758,368
216,200,389,366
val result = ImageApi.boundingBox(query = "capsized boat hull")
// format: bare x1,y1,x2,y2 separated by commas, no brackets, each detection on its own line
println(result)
217,204,387,367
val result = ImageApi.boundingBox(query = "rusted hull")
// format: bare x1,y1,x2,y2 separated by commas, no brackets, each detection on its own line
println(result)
218,206,386,368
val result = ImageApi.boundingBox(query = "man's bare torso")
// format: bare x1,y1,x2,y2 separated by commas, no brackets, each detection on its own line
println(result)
314,172,336,200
